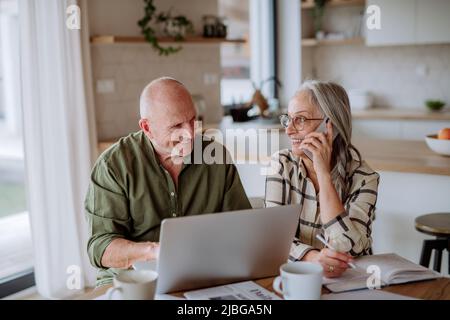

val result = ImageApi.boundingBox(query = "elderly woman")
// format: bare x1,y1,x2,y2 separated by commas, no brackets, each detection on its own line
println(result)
265,80,380,278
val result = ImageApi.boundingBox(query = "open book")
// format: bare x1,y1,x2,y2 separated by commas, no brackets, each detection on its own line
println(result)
183,281,281,300
323,253,440,293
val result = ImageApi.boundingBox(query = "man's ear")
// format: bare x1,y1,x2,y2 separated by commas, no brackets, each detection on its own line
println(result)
139,119,153,139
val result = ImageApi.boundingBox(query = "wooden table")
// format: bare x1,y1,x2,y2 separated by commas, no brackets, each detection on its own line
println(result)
78,277,450,300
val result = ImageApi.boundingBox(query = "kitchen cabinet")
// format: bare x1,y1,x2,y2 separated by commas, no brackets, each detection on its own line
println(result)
353,119,450,140
366,0,450,46
366,0,416,46
353,119,402,139
416,0,450,44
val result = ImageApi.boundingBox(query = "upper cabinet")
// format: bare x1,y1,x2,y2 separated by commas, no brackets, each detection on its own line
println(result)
416,0,450,44
366,0,415,46
366,0,450,46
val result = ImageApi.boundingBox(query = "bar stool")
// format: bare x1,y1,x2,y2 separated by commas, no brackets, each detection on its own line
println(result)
415,213,450,273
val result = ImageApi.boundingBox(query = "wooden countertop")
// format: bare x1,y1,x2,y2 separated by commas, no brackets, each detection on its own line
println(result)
351,107,450,121
98,136,450,176
353,138,450,176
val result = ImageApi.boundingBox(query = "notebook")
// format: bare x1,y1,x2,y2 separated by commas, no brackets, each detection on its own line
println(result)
323,253,440,293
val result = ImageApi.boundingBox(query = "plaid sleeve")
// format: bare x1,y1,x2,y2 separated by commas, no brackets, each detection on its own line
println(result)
264,152,287,207
323,172,380,256
289,237,316,261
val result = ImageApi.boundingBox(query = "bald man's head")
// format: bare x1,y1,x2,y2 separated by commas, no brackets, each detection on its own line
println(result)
139,77,191,119
138,77,197,161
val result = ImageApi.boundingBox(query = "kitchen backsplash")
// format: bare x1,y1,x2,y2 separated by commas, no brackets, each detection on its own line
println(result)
88,0,221,141
91,44,221,141
303,44,450,109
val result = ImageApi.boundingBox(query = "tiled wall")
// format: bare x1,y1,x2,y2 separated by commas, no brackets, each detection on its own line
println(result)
302,44,450,109
88,0,221,141
91,44,221,140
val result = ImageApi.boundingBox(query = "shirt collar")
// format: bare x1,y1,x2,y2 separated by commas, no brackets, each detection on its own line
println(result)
140,130,195,169
298,157,308,179
140,131,159,168
289,151,308,179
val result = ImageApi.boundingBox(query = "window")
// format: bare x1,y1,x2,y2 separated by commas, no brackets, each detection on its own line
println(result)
219,0,276,113
0,0,34,298
219,0,253,107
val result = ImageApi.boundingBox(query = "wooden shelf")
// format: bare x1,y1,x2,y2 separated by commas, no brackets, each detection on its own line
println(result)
301,0,365,9
90,35,246,44
352,107,450,121
302,37,364,46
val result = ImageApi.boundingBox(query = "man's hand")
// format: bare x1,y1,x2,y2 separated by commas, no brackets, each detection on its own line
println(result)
101,239,160,269
302,248,353,278
142,241,160,261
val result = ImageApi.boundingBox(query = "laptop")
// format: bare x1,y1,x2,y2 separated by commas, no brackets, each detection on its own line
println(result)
144,205,300,294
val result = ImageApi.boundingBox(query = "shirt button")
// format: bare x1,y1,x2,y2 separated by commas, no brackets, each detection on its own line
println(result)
170,192,175,197
172,213,176,217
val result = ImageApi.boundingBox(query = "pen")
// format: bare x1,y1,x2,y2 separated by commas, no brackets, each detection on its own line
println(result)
315,234,357,269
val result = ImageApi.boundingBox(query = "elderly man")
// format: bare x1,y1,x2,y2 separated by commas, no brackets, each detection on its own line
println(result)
85,77,251,286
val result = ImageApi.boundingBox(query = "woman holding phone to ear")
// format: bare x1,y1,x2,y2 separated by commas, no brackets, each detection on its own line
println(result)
265,80,380,278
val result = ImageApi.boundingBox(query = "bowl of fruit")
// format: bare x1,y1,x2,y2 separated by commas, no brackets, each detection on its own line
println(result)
425,128,450,156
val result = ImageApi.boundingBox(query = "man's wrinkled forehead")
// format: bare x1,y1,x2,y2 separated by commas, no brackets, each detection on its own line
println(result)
147,86,193,116
149,103,195,131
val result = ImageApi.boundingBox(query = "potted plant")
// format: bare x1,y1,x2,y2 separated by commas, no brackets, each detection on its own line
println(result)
156,9,194,41
137,0,194,56
425,99,446,112
313,0,328,40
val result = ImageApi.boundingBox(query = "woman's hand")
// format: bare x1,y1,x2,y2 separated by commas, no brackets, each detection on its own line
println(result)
303,248,354,278
300,121,334,180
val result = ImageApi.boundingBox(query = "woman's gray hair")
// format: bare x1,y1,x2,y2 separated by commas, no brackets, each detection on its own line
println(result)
297,80,362,202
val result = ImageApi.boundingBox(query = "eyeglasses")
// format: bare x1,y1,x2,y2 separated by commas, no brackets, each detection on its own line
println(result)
279,114,324,131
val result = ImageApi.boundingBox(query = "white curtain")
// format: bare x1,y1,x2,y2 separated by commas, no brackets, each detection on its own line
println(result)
19,0,97,298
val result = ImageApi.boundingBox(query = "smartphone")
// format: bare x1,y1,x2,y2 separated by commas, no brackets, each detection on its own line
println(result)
302,118,338,160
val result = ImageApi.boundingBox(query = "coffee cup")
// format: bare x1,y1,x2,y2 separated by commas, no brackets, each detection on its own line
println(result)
106,269,158,300
273,261,323,300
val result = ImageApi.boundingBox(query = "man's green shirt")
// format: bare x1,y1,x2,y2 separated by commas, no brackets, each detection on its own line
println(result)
85,131,251,286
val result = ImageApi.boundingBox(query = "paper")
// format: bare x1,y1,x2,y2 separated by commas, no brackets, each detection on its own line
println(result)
183,281,281,300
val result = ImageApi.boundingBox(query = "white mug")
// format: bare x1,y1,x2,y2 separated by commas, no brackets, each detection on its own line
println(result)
273,262,323,300
106,269,158,300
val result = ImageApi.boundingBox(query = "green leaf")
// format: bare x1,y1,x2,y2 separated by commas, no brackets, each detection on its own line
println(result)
137,0,193,56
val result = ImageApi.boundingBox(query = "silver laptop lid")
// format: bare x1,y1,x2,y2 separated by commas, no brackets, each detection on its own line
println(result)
156,205,301,294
